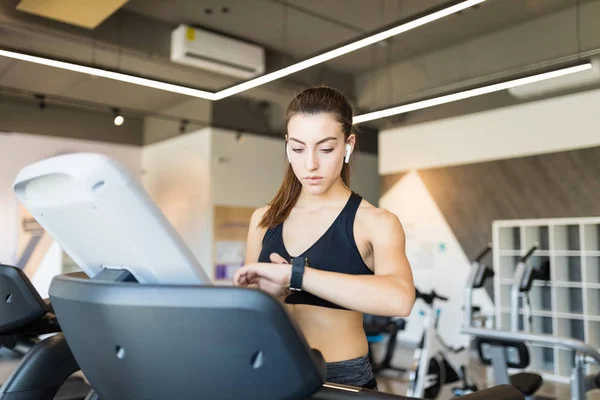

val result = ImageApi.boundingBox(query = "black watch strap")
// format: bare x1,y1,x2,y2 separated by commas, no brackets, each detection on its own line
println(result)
290,257,307,292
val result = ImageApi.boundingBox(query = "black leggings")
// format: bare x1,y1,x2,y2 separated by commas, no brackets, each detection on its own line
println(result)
326,355,378,391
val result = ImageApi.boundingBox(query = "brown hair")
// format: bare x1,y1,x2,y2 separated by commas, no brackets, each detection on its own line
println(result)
259,86,356,229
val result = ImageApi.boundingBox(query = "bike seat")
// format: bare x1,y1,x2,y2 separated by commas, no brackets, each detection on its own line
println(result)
510,372,543,396
462,305,481,313
363,317,405,335
395,318,406,330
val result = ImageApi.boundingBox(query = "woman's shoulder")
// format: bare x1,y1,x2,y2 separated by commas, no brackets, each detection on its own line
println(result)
356,200,405,238
249,205,270,231
251,205,270,220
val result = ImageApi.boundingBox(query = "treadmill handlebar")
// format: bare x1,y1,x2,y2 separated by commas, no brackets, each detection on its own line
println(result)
520,243,538,262
462,327,600,364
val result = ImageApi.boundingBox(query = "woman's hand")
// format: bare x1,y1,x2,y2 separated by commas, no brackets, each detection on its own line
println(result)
233,253,292,298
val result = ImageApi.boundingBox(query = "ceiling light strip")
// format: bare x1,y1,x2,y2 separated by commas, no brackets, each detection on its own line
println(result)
0,1,486,101
352,63,593,124
0,49,216,100
213,0,486,100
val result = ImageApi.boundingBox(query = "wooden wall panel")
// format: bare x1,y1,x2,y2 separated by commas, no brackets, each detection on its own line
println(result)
214,205,255,242
380,172,408,197
418,146,600,263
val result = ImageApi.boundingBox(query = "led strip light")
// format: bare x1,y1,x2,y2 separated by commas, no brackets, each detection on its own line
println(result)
352,63,594,124
0,0,486,103
3,1,591,125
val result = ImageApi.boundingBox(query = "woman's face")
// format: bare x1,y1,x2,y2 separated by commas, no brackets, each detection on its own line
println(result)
286,112,353,195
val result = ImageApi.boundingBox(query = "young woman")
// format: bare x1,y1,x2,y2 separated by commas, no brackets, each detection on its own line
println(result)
233,86,415,390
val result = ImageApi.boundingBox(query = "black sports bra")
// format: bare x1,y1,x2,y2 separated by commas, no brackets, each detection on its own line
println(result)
257,191,373,310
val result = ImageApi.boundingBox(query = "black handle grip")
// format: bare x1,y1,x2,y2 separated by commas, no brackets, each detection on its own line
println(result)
520,243,538,262
433,290,449,301
416,289,448,305
474,243,492,262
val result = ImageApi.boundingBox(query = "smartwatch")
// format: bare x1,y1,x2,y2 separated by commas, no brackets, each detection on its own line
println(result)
290,257,308,292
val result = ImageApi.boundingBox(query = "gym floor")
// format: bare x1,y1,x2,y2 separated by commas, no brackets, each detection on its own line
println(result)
2,346,597,399
0,350,16,381
370,346,598,400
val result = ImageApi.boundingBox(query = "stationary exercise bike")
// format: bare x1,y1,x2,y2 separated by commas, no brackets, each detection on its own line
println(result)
464,244,549,399
405,288,475,399
364,314,407,374
406,244,498,400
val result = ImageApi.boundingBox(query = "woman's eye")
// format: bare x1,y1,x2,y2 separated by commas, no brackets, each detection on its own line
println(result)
320,148,334,153
292,148,304,153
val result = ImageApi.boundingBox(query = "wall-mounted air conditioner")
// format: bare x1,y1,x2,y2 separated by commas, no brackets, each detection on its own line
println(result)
508,57,600,99
171,25,265,80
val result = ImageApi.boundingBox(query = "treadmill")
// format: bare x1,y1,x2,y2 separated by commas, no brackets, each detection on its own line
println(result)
13,153,525,400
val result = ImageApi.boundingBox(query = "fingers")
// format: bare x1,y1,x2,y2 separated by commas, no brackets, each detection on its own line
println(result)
235,271,277,295
233,262,289,289
233,266,244,286
257,278,279,293
270,253,289,264
257,277,289,298
234,266,257,287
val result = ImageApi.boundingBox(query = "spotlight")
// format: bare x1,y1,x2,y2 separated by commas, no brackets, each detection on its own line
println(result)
113,108,124,126
235,131,245,143
179,119,189,134
34,94,46,110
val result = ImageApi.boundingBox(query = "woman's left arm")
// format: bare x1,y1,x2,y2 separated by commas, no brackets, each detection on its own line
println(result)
302,210,415,316
233,210,416,317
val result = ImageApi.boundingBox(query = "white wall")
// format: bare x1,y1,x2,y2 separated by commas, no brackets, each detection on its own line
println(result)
379,87,600,174
0,132,141,265
211,129,381,207
141,128,213,278
211,129,286,208
30,241,63,299
351,153,380,206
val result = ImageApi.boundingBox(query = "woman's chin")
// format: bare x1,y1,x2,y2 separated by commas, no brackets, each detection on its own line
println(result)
303,183,328,195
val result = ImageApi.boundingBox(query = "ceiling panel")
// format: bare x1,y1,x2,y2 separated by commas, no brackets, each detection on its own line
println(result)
1,0,592,141
63,77,186,111
0,60,87,94
324,0,582,73
16,0,129,29
0,59,187,113
0,57,16,78
124,0,359,59
123,0,289,52
284,0,449,33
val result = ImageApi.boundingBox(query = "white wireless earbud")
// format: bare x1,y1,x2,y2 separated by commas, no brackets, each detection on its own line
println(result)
286,144,291,163
344,144,352,164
